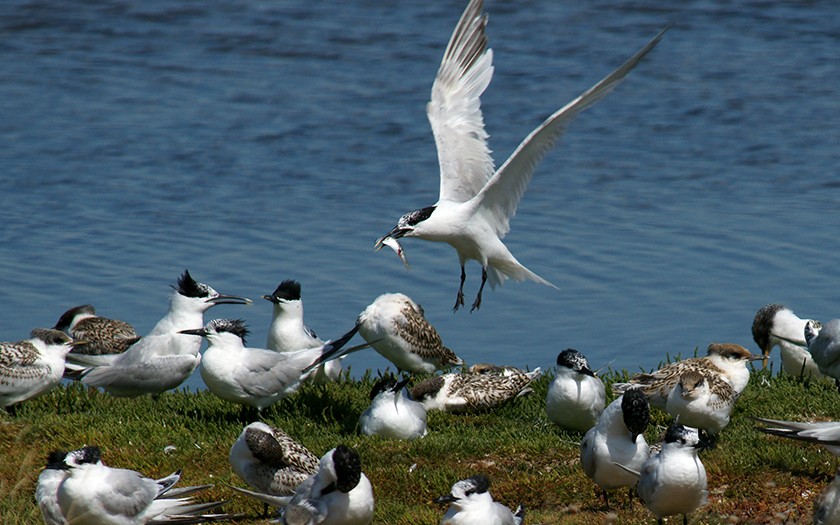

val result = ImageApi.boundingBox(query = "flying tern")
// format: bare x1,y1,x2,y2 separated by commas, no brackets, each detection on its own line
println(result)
374,0,668,311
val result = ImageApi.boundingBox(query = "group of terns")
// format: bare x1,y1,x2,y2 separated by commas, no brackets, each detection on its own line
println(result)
7,0,838,522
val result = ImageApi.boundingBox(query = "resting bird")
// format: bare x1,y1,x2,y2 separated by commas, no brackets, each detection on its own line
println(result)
436,474,524,525
53,304,140,356
410,367,541,413
373,0,667,311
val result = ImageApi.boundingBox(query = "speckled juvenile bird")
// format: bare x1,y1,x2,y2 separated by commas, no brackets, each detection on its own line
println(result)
545,348,605,432
311,293,463,374
410,367,541,413
612,343,763,409
0,328,80,410
436,474,524,525
665,368,738,433
264,279,342,383
53,304,140,356
229,422,319,497
752,303,825,379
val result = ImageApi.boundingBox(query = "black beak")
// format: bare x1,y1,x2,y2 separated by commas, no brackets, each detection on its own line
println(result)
434,494,457,505
179,328,207,336
206,294,252,306
374,225,408,249
580,365,596,378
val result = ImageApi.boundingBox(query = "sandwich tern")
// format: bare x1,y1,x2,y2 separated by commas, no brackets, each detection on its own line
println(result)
752,303,824,379
183,319,362,411
359,374,428,440
54,446,229,525
229,421,319,496
373,0,668,311
665,368,737,434
754,417,840,456
617,422,709,525
815,467,840,525
436,474,524,525
234,445,374,525
580,388,650,507
264,279,342,383
64,270,251,397
313,292,462,374
545,348,605,432
805,319,840,386
53,304,140,356
410,367,541,413
612,343,763,409
0,328,79,411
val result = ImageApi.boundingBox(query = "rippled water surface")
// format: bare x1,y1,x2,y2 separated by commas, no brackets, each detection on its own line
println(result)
1,0,839,390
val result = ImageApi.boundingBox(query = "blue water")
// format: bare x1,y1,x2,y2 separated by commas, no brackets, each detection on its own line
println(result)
1,0,838,391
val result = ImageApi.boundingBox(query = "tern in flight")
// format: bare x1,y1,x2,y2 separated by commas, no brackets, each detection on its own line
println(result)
374,0,668,311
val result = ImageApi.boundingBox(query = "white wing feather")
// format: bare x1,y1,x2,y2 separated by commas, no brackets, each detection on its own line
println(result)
429,0,495,203
476,26,670,238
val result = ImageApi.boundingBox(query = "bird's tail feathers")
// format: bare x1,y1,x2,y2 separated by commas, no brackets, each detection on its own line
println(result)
612,461,641,479
225,484,292,508
302,325,374,374
488,261,559,291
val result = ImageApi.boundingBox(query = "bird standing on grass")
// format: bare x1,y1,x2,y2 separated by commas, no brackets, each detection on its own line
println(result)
264,279,342,383
752,303,824,379
545,348,605,432
64,270,251,397
359,374,428,440
373,0,668,311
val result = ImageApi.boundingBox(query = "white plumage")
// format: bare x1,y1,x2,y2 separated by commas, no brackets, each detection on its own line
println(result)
374,0,667,311
545,348,605,432
359,375,427,440
436,474,523,525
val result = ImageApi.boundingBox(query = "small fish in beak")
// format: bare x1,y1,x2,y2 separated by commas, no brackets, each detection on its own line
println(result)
376,236,410,268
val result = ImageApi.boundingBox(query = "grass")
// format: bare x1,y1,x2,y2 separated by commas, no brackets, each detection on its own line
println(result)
1,366,838,524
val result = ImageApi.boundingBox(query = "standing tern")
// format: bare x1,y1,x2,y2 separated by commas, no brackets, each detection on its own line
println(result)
751,303,825,379
374,0,668,311
264,279,342,383
53,304,140,356
64,270,251,397
0,328,80,411
183,319,363,411
545,348,606,432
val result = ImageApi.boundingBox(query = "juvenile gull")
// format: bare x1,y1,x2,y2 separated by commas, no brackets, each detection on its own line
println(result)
374,0,668,311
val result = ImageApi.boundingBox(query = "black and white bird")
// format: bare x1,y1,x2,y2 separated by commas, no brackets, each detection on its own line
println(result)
50,446,228,525
234,445,374,525
436,474,524,525
754,417,840,456
410,367,540,413
545,349,605,432
229,422,319,497
359,375,428,440
612,343,763,409
183,319,362,411
814,467,840,525
313,293,462,374
64,270,251,397
53,304,140,356
373,0,667,311
752,303,825,379
618,422,709,525
0,328,79,410
580,388,650,507
805,319,840,384
264,280,341,383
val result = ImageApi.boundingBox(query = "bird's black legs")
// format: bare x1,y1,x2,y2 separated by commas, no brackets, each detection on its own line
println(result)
453,265,466,312
470,267,487,312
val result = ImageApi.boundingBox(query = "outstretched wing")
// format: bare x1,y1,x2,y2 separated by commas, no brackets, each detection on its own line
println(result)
428,0,495,203
476,26,669,238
